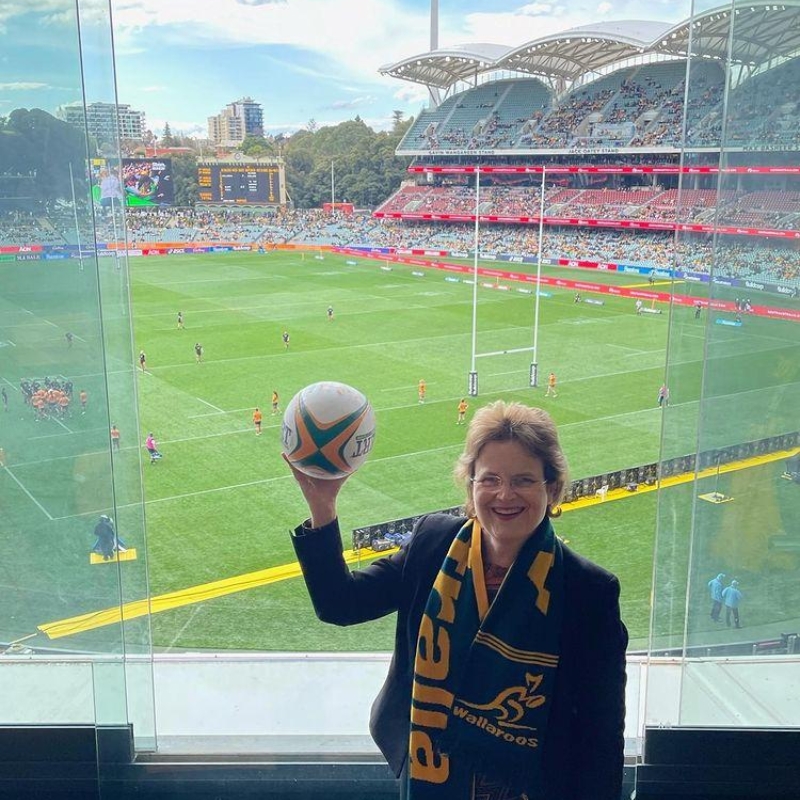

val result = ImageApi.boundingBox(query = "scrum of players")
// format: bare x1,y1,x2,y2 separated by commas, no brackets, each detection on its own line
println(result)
19,377,80,420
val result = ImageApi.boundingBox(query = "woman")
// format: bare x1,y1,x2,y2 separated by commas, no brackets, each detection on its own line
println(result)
288,401,627,800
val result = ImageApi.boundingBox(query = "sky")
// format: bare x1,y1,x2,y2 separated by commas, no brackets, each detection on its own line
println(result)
0,0,698,138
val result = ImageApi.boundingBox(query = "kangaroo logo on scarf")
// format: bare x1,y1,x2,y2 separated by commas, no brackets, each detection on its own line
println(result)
455,671,546,733
408,518,564,799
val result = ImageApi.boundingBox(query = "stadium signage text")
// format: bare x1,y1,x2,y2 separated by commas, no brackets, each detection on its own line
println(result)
409,165,800,176
334,247,799,321
373,212,800,241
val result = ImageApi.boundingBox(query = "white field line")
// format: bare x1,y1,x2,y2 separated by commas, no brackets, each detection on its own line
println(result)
52,416,73,434
606,343,649,355
29,431,81,441
52,402,694,517
165,606,203,652
2,467,55,520
196,398,224,413
54,443,466,518
188,406,254,419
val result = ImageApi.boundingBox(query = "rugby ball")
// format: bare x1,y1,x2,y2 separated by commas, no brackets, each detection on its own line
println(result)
282,382,376,479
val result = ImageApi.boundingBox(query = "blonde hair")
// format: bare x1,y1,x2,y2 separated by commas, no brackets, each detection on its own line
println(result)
454,400,569,517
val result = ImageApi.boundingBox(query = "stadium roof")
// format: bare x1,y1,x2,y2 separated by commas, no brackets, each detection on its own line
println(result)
498,21,672,83
379,2,800,91
653,3,800,66
381,43,516,90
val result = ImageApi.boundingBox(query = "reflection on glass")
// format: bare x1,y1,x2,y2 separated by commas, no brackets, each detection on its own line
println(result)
0,0,154,745
650,0,800,729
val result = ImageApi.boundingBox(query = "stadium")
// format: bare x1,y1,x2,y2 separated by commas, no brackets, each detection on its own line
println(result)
0,1,799,797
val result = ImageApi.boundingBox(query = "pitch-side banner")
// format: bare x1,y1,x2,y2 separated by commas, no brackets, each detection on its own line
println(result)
372,211,800,241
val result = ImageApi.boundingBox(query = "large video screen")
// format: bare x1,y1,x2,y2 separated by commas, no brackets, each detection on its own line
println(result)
198,163,281,203
90,158,174,208
121,158,173,206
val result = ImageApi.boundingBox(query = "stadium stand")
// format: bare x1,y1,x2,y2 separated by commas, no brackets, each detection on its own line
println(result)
395,60,728,153
712,57,800,149
6,6,798,293
372,183,800,233
397,78,553,152
31,207,795,286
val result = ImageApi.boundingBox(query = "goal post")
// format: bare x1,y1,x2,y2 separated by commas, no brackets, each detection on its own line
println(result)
465,167,546,395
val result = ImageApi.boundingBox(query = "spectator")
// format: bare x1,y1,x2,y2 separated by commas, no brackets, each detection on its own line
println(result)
708,573,725,622
722,580,743,628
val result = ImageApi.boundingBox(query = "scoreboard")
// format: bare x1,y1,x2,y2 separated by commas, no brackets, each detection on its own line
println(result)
197,163,282,204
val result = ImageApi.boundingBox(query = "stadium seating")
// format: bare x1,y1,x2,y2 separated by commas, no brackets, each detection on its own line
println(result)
394,54,797,155
394,57,800,153
636,61,725,147
373,184,800,233
397,79,554,152
12,205,797,287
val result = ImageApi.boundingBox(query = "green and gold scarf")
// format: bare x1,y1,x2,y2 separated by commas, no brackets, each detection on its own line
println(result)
408,517,563,799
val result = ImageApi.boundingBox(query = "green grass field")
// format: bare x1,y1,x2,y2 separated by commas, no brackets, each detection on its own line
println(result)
1,250,798,653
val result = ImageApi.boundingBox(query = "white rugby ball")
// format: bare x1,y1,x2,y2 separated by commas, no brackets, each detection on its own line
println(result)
282,381,376,479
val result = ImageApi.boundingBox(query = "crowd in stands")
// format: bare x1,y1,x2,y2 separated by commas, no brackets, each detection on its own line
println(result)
374,184,800,231
0,211,70,246
400,57,797,152
3,204,798,286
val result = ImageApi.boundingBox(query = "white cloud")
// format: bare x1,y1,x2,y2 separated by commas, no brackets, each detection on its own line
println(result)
263,120,306,133
2,0,690,128
263,112,397,135
393,83,430,106
450,2,682,46
0,0,64,27
455,6,580,45
0,81,50,91
42,0,114,27
147,118,207,137
109,0,431,85
327,96,376,110
518,3,555,15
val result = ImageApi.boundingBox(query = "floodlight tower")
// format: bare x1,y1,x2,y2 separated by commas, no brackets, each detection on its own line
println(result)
428,0,441,107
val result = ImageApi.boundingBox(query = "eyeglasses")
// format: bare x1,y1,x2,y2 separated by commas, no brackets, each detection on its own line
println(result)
470,474,547,492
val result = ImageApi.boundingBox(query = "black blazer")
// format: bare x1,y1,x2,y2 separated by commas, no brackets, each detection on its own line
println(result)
292,513,628,800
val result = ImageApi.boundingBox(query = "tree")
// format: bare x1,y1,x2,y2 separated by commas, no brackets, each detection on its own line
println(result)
0,108,88,210
240,135,275,158
171,154,199,207
283,116,413,209
160,122,177,147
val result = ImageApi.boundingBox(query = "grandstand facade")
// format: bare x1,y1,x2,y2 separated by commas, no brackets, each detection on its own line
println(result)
366,2,800,294
1,1,799,797
382,4,800,155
